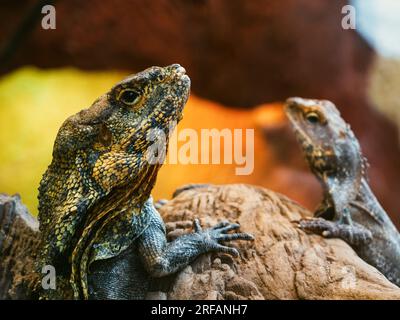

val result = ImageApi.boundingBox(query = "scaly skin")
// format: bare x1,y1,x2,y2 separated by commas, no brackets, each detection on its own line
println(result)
36,64,253,299
285,97,400,287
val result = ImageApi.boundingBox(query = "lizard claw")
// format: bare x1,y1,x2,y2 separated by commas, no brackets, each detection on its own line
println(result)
193,218,202,232
193,219,254,257
212,245,240,257
299,217,372,246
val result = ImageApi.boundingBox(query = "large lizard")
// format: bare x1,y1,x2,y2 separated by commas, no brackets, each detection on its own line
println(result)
285,97,400,287
36,64,253,299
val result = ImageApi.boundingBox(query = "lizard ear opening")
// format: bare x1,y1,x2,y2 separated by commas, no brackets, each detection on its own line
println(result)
98,123,113,147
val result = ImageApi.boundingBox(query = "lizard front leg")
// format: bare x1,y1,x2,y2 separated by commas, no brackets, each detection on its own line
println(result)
138,205,253,279
299,208,373,246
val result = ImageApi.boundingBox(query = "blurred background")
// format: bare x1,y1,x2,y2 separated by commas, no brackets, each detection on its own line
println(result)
0,0,399,228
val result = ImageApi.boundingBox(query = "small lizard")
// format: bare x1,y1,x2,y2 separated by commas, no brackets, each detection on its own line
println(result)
285,97,400,287
36,64,253,299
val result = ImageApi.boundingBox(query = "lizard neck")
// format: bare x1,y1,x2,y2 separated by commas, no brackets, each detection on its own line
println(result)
70,163,161,298
357,178,398,231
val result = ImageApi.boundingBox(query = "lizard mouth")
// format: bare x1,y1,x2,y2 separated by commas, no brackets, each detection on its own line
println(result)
173,64,187,77
169,64,190,84
164,64,191,122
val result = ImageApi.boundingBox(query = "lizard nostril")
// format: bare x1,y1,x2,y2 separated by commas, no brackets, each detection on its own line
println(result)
168,64,186,76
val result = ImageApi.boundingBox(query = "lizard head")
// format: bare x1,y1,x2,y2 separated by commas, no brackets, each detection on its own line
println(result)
47,63,190,192
52,63,189,161
38,64,190,258
284,97,364,189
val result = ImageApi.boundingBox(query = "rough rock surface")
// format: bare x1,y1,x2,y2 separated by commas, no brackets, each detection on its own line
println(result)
158,184,400,300
0,194,40,299
1,185,399,300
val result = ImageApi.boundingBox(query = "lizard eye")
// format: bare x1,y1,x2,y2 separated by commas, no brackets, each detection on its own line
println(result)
156,74,166,83
118,89,141,105
305,112,320,124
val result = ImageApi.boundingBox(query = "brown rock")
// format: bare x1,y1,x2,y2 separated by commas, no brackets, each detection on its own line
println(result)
0,0,371,107
158,184,400,300
0,194,40,299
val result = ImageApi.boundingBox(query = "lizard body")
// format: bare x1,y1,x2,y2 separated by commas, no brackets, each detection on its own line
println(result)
285,97,400,287
37,64,253,299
